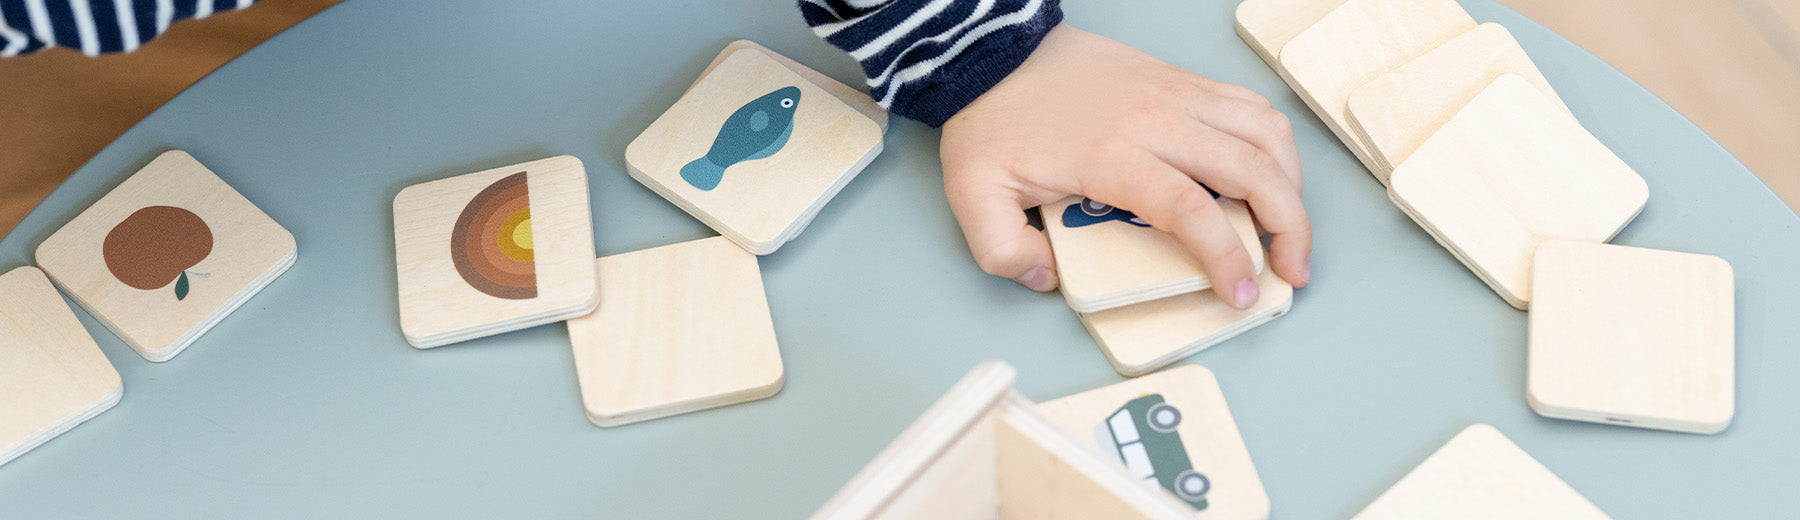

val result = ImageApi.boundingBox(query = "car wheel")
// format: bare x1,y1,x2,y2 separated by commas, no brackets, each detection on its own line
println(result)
1082,198,1113,217
1147,403,1181,433
1174,469,1210,501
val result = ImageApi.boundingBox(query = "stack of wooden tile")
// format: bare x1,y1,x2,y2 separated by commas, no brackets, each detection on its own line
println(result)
1041,195,1292,377
1238,0,1737,434
0,267,122,468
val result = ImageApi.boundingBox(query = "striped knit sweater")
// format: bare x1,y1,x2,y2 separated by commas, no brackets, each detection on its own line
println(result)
5,0,1062,126
1,0,256,57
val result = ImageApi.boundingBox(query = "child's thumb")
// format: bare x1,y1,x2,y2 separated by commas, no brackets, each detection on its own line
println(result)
947,183,1058,292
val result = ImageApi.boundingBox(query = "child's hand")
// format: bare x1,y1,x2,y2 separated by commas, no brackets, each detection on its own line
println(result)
939,24,1311,309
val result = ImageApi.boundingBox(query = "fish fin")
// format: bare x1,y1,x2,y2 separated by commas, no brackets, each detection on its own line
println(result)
744,119,794,162
681,157,726,191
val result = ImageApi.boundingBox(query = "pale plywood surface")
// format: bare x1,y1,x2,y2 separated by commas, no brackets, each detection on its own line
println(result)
566,236,782,428
1388,74,1646,309
1347,23,1567,177
813,361,1015,520
1352,424,1610,520
1044,196,1263,313
995,396,1197,520
35,150,295,361
1277,0,1476,182
1233,0,1349,64
1527,240,1734,434
694,40,889,133
1499,0,1800,213
0,266,122,468
872,415,997,520
1036,365,1269,520
1079,267,1292,377
626,45,883,254
393,155,597,348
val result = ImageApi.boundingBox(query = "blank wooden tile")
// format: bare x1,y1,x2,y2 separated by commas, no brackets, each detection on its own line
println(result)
1388,74,1648,309
1278,0,1476,180
1528,241,1734,434
1080,268,1293,377
1037,365,1269,519
1234,0,1349,65
1347,23,1568,178
35,150,296,362
566,236,783,427
627,43,884,255
393,155,598,348
0,266,122,468
1353,424,1610,519
1043,196,1264,313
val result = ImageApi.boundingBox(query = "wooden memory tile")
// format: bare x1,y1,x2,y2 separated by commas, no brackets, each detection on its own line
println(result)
1388,74,1647,309
1277,0,1476,180
1037,365,1270,520
627,43,885,255
393,155,598,348
35,150,296,362
1528,241,1734,434
813,361,1197,520
1353,424,1611,519
1079,268,1293,377
1043,195,1264,313
566,236,783,427
1234,0,1350,65
1347,23,1569,178
0,266,122,468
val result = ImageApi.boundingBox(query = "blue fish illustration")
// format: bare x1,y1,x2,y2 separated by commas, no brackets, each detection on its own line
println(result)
1061,184,1220,228
681,86,802,190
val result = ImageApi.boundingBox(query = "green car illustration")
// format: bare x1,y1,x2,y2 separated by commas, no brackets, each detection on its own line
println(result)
1093,393,1210,510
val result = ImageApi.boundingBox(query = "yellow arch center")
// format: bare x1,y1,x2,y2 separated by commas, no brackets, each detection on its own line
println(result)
497,208,534,262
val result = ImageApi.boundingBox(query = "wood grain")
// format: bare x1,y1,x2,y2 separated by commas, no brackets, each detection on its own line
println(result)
35,150,295,361
627,44,884,255
566,236,783,427
1044,196,1263,313
393,155,597,348
1527,240,1734,434
1078,267,1292,377
0,266,122,468
1234,0,1350,65
1347,23,1567,178
1388,74,1647,309
1037,365,1270,520
1277,0,1476,181
1352,424,1610,519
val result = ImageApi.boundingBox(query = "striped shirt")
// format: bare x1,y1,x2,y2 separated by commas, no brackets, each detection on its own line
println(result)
0,0,256,57
6,0,1061,127
798,0,1064,126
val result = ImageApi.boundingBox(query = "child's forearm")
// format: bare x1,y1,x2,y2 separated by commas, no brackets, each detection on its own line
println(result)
0,0,258,57
797,0,1062,127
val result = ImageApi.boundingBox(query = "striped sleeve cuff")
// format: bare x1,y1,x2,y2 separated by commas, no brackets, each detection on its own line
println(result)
799,0,1064,127
1,0,258,58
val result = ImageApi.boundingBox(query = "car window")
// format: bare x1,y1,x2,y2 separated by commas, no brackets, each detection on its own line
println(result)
1108,410,1139,444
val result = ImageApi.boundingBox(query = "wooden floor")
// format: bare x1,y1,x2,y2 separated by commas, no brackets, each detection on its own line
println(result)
0,0,1797,238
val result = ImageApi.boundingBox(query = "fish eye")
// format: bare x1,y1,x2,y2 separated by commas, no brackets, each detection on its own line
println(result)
780,98,794,108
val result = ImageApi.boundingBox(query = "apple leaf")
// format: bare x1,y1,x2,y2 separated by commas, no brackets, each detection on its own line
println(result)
175,272,189,301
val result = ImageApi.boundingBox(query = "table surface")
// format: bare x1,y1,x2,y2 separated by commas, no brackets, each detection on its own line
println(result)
3,0,1795,517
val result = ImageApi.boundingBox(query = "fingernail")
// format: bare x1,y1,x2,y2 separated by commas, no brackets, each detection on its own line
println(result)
1018,266,1057,292
1232,279,1258,309
1300,261,1312,285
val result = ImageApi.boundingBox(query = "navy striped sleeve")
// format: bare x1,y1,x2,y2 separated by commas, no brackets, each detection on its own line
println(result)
798,0,1064,127
0,0,258,57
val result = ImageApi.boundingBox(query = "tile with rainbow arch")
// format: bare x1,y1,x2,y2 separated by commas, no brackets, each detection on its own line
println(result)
392,155,598,348
626,40,886,255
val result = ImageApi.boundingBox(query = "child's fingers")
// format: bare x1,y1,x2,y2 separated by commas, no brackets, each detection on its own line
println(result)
1151,123,1313,288
1190,95,1304,193
944,170,1059,292
1081,153,1261,309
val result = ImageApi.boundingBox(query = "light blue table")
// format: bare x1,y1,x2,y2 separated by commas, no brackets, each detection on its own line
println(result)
3,0,1795,517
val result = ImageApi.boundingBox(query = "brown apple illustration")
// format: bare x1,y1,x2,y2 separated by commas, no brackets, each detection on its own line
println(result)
103,205,213,300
